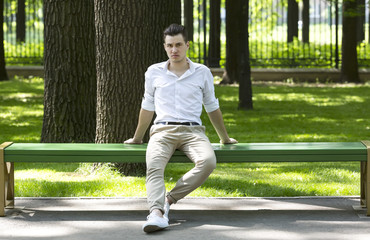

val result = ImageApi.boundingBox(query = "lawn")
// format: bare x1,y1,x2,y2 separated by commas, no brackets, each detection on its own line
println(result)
1,77,369,197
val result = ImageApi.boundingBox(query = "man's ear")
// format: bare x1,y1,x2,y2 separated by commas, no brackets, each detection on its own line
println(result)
186,41,190,49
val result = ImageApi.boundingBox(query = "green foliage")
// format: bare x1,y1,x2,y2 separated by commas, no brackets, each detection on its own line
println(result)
4,41,44,65
3,0,44,65
249,38,335,68
4,0,370,68
249,0,283,34
2,77,370,197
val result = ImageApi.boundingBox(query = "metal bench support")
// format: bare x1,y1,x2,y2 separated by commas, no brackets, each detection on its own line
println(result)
361,140,370,216
0,142,14,217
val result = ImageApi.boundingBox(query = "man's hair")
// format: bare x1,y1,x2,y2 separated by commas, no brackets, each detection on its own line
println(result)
163,24,188,42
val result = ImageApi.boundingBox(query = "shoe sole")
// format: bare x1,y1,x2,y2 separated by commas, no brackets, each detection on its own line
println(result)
143,224,167,233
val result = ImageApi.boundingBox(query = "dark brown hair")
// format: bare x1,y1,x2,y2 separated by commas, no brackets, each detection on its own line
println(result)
163,24,188,42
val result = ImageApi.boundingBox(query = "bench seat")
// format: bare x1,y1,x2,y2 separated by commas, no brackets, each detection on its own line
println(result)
1,141,369,216
3,142,368,163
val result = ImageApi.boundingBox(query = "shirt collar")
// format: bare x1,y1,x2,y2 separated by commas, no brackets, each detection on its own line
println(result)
159,58,196,74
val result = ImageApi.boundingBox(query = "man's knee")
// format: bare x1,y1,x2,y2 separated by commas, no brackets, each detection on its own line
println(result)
198,154,217,173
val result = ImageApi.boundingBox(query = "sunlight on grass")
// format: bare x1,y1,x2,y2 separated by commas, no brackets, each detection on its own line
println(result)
0,77,44,143
15,163,148,197
2,77,370,197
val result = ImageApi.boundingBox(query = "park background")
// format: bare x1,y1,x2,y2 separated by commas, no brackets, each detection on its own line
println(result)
1,0,370,198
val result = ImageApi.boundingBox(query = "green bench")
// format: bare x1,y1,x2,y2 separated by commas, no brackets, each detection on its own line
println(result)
1,141,369,217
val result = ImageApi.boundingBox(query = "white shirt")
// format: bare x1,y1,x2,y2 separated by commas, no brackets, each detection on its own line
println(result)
141,58,219,125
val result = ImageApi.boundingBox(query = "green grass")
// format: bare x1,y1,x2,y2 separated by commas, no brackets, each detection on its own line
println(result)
1,77,370,198
0,77,44,142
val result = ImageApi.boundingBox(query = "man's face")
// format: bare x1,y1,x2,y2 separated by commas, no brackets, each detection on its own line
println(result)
164,34,189,63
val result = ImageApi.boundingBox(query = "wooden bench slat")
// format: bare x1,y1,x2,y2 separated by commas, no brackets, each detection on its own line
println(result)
1,141,369,216
4,142,367,155
4,154,367,163
4,142,367,163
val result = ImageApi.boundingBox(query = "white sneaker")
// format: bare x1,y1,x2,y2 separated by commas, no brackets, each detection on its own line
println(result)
163,202,171,221
142,212,169,233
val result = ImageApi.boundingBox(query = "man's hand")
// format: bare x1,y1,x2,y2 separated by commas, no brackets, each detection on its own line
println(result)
220,137,238,144
124,138,143,144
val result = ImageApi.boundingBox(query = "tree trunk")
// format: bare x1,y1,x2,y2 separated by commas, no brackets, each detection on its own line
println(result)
94,0,181,176
238,0,252,110
0,0,8,81
208,0,221,67
287,0,298,42
302,0,309,43
341,0,361,83
16,0,26,43
184,0,194,42
223,0,252,109
356,0,365,43
223,0,239,84
41,0,97,142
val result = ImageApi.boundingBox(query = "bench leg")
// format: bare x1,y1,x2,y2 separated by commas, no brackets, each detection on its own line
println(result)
0,142,14,217
367,151,370,216
5,162,14,209
361,162,366,207
361,140,370,216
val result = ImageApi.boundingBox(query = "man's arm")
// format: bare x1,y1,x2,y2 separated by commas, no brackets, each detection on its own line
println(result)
124,108,154,144
207,108,238,144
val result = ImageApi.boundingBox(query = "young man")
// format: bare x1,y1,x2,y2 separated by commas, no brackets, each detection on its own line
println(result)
124,24,237,233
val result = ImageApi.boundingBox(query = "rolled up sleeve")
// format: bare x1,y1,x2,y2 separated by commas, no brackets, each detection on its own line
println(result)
203,69,220,113
141,70,155,111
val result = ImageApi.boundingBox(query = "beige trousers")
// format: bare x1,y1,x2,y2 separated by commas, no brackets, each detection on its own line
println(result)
146,125,217,213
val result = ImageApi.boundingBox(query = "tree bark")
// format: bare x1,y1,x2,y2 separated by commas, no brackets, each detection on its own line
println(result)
302,0,309,43
341,0,361,83
0,0,9,81
223,0,239,84
223,0,252,109
184,0,194,42
16,0,26,42
208,0,221,67
94,0,181,176
41,0,97,142
238,0,252,110
287,0,298,42
356,0,365,43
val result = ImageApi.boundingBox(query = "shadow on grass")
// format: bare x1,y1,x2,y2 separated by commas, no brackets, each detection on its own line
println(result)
15,179,118,197
0,115,43,143
15,162,81,172
165,161,360,197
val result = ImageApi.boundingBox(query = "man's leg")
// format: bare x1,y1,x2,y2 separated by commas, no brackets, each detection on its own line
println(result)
166,127,216,204
145,127,177,213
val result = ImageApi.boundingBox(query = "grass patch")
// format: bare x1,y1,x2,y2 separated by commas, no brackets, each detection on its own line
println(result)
1,77,369,197
0,77,44,142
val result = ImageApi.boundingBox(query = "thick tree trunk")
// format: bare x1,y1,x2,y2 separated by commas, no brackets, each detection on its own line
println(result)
302,0,309,43
238,0,252,110
223,0,239,84
208,0,221,67
94,0,181,176
41,0,97,142
16,0,26,42
224,0,252,109
0,0,9,81
287,0,298,42
341,0,361,83
356,0,365,43
184,0,194,42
